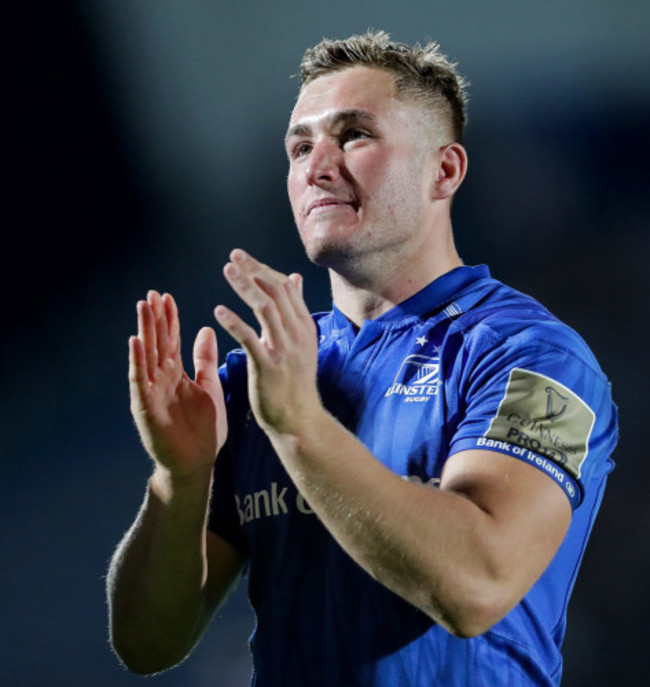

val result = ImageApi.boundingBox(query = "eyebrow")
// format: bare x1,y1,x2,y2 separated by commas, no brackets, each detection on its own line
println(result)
284,108,378,143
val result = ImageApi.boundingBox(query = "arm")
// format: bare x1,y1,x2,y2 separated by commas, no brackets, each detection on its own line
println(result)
266,423,570,637
214,250,571,637
107,291,242,674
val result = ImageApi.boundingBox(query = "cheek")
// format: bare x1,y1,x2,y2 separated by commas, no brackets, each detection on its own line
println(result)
359,163,404,215
353,148,410,193
287,174,302,218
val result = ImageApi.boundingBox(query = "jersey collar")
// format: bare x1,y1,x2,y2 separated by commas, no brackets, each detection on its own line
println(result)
332,264,491,329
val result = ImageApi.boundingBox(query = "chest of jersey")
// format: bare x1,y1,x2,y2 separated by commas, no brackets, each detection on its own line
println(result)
316,318,455,484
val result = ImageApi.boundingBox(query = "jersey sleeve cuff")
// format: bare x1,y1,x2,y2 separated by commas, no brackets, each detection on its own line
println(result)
450,437,582,509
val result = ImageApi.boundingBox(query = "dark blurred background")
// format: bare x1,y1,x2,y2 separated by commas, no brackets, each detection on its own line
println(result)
2,1,648,685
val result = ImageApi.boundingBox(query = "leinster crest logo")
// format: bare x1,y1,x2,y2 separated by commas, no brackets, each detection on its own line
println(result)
385,354,441,402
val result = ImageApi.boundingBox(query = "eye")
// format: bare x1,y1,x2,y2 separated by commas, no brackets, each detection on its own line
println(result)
290,142,312,159
342,128,371,148
346,128,369,140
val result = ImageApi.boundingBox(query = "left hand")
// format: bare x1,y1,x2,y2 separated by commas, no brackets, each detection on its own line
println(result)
214,249,321,435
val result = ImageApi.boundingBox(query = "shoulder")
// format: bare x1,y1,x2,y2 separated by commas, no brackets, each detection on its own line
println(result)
443,277,617,502
448,277,604,377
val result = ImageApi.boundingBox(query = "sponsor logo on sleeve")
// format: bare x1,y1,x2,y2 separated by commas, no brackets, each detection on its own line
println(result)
485,368,595,479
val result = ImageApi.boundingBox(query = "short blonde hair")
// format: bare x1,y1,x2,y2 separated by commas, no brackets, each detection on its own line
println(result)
299,30,469,143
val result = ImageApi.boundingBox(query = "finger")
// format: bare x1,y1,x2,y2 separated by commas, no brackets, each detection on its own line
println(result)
128,334,149,406
289,272,303,296
230,249,293,296
223,262,289,354
225,255,275,311
287,273,313,321
258,271,312,343
226,253,306,347
193,326,219,390
231,249,293,297
284,274,317,349
137,299,158,382
214,305,269,364
163,293,181,357
148,290,170,364
265,276,307,343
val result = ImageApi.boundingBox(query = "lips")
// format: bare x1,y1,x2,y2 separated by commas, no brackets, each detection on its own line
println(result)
306,197,356,216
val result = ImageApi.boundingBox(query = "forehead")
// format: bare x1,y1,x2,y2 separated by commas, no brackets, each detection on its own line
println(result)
289,66,402,129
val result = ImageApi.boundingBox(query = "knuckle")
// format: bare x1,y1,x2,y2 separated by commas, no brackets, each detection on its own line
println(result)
264,279,284,299
263,278,278,294
258,300,277,318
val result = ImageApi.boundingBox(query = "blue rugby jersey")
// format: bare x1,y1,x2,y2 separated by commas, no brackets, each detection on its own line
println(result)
208,264,617,687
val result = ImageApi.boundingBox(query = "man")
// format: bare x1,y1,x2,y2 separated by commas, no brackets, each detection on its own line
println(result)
108,31,617,686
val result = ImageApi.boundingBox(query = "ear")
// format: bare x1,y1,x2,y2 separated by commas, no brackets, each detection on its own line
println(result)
431,142,468,200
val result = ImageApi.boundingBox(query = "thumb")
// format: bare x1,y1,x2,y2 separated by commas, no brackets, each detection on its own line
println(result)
193,326,219,390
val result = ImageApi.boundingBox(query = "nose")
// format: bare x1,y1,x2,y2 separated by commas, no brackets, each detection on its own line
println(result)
305,140,342,186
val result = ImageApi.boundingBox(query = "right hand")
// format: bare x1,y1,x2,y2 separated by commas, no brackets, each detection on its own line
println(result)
128,290,227,480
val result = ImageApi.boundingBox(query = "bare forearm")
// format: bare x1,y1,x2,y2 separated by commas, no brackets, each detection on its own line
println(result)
107,467,214,673
267,410,555,637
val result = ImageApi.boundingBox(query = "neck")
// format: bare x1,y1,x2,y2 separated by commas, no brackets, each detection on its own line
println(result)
329,227,462,327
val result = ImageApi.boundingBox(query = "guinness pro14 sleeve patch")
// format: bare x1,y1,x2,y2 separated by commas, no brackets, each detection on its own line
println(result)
485,368,595,481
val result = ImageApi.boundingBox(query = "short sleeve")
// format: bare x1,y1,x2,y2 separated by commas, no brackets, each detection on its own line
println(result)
448,324,617,509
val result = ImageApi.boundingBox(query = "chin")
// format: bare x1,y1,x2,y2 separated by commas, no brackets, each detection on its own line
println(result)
305,240,377,280
300,220,379,271
304,242,347,268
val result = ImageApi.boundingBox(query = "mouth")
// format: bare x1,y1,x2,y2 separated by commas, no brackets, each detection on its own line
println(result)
306,197,357,216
